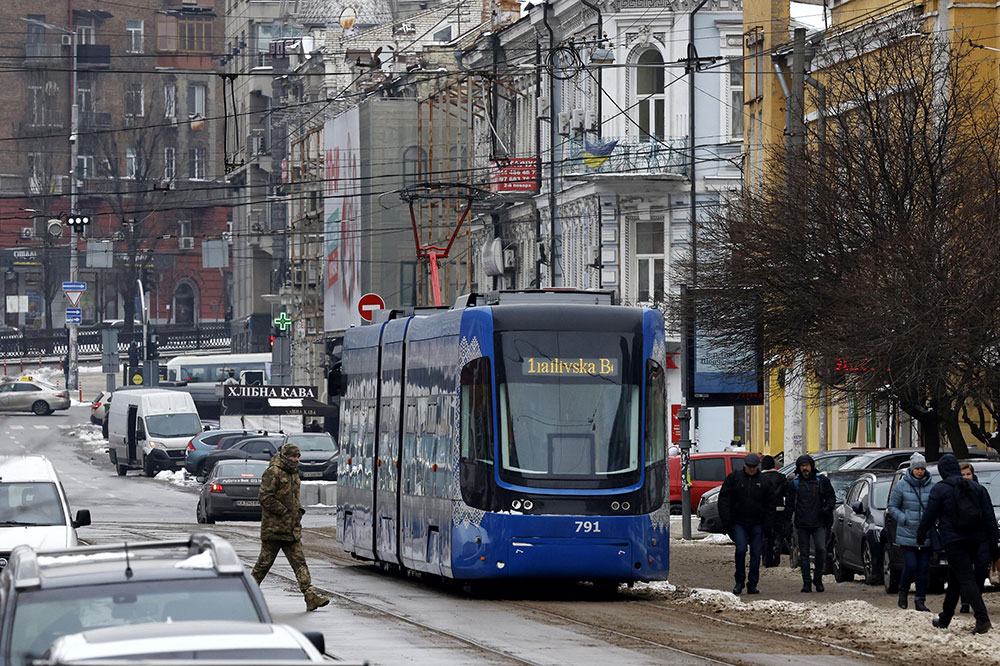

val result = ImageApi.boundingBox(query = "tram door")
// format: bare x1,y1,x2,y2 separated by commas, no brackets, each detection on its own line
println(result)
374,333,406,565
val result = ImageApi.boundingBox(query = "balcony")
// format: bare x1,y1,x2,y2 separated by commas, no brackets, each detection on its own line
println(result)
563,135,688,180
80,111,111,130
24,42,63,65
77,44,111,69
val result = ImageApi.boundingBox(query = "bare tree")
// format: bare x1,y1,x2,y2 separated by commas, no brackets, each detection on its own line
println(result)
24,153,68,332
687,23,1000,459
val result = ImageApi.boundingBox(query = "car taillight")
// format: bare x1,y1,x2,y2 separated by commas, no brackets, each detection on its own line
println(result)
210,483,225,493
56,392,68,399
187,439,196,451
93,401,101,409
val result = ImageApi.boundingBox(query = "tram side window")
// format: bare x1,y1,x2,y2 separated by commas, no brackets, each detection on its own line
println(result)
460,358,494,465
644,360,665,465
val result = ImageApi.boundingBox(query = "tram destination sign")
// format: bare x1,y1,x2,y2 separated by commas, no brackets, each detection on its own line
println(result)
523,357,618,377
224,385,318,400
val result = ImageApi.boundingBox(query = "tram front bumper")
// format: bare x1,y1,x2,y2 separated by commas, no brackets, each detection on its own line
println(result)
505,537,633,579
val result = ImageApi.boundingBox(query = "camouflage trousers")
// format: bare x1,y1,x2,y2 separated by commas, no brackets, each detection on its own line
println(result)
251,538,312,595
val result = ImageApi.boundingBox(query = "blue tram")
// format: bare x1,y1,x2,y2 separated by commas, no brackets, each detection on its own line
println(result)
336,290,670,582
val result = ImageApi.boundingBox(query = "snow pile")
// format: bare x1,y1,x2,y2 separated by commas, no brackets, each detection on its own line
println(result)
699,533,733,545
175,551,214,570
65,424,108,456
154,469,200,488
667,586,1000,664
633,580,676,594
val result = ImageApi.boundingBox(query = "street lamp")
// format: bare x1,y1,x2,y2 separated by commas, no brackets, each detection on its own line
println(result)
23,17,80,392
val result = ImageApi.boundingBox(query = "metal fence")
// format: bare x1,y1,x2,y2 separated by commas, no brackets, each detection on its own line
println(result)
0,323,232,360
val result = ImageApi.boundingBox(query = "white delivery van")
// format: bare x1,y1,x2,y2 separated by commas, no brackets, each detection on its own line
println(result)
0,456,90,565
108,389,203,477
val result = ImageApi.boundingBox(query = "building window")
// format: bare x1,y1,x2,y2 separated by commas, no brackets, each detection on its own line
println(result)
174,282,196,325
76,18,95,46
636,49,665,142
727,57,744,141
745,29,764,102
164,84,176,119
124,83,144,117
635,218,664,303
163,146,175,181
402,146,427,187
28,153,45,194
179,17,213,53
28,86,47,126
432,26,452,42
188,147,205,180
26,15,45,44
76,153,94,179
187,83,206,117
178,220,192,239
76,75,94,113
126,20,144,53
126,147,137,179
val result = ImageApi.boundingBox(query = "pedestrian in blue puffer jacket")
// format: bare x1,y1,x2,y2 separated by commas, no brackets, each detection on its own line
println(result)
887,453,934,612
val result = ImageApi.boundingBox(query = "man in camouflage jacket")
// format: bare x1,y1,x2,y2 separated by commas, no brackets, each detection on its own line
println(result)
251,442,330,611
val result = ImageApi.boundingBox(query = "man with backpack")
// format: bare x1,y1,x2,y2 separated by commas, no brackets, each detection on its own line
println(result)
786,454,836,592
759,455,787,567
917,453,1000,634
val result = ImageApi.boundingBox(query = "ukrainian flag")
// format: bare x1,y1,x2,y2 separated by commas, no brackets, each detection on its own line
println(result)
583,140,618,169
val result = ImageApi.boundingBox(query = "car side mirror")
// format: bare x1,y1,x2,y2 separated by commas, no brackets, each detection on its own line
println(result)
303,631,325,655
851,501,864,515
72,509,91,528
196,475,207,484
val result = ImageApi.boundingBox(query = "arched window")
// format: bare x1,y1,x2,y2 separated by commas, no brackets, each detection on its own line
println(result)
636,50,665,142
402,146,427,187
174,282,196,325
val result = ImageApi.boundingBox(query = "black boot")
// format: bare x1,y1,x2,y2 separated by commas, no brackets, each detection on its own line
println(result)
813,578,825,593
932,615,950,629
733,583,744,595
898,590,908,609
800,580,812,593
972,619,992,635
914,599,930,612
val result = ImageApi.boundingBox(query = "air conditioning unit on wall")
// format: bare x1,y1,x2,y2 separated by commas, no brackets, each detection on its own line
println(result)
178,237,194,250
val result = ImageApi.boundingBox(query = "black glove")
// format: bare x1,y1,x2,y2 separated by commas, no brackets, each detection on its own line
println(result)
916,528,927,546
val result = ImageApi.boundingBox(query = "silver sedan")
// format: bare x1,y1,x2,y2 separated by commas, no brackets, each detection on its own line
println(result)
0,378,70,415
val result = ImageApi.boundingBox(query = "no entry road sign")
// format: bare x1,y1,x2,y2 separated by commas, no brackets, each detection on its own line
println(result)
358,293,385,322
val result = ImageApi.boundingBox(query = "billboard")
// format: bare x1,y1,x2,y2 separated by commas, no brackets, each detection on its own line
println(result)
323,107,363,332
683,288,764,406
489,158,539,193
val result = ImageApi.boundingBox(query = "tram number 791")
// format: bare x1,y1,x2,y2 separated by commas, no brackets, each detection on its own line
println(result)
574,520,601,533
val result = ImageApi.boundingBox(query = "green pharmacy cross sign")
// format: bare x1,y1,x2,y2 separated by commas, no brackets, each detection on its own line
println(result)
273,312,292,332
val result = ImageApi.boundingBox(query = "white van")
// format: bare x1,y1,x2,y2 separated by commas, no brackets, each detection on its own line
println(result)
0,456,90,564
108,389,203,477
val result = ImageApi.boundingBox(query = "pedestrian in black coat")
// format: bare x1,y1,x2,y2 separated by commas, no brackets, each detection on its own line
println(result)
718,453,770,595
918,454,999,634
759,455,786,567
785,454,836,592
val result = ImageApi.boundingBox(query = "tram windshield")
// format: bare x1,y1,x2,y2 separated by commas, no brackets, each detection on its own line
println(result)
496,330,641,489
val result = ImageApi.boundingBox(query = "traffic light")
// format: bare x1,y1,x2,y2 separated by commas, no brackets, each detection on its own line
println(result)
146,329,159,360
66,215,90,233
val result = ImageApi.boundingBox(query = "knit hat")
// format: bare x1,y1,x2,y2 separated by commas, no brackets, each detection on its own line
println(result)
282,443,301,458
909,452,927,470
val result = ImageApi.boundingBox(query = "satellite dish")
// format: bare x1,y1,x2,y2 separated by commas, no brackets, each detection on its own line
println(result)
481,238,504,277
340,6,357,31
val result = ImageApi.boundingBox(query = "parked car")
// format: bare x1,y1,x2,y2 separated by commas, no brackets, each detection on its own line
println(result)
45,621,327,664
0,456,90,559
880,460,1000,595
669,452,747,515
0,534,271,666
830,472,894,584
197,437,282,479
196,459,269,524
698,450,867,533
89,391,110,425
0,378,69,416
184,429,261,476
283,432,338,481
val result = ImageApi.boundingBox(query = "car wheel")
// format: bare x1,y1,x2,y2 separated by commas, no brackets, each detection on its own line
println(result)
142,454,155,477
832,537,853,582
196,500,214,524
31,400,50,416
862,540,883,585
883,543,900,593
669,502,682,516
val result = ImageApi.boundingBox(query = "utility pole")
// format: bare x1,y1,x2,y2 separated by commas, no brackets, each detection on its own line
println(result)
68,28,80,394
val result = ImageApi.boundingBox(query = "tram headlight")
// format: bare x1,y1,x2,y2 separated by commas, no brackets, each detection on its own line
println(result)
622,501,630,510
611,501,620,510
523,500,533,510
511,499,522,510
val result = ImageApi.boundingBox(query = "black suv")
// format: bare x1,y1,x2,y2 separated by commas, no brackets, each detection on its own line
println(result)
0,534,271,666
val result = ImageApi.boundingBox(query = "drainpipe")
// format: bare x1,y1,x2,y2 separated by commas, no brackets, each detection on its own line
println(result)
688,0,709,286
580,0,602,140
543,4,558,286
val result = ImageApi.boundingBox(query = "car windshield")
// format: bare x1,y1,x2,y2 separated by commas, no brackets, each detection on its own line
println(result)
0,482,65,526
872,479,892,509
215,461,268,477
827,473,866,503
144,413,203,438
838,454,887,470
284,433,336,452
9,578,261,666
974,470,1000,506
